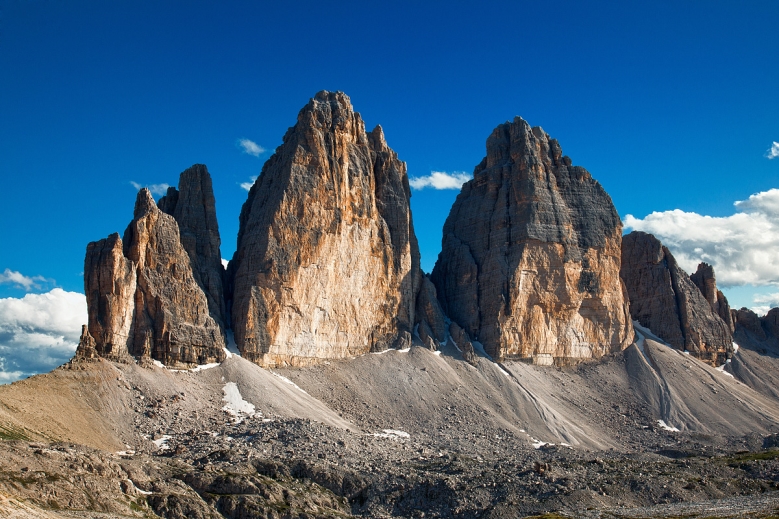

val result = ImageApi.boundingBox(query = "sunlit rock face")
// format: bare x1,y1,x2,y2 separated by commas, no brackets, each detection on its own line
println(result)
227,91,421,367
431,117,633,364
620,231,732,366
83,188,225,367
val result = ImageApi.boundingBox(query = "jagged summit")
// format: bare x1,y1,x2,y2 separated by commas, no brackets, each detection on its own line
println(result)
431,116,633,363
227,90,421,367
620,231,733,365
82,169,225,367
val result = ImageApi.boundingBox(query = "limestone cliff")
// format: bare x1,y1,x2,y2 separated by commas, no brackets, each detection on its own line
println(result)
83,188,225,367
620,231,732,365
690,262,734,332
431,117,633,364
158,164,226,328
227,91,421,367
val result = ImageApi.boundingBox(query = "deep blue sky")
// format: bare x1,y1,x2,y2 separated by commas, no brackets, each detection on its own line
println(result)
1,1,777,306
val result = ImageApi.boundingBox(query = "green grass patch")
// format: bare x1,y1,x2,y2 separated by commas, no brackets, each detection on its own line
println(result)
0,424,30,441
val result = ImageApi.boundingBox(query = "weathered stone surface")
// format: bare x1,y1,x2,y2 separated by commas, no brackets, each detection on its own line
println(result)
690,262,734,332
449,322,477,365
620,231,732,365
415,276,447,343
418,319,434,346
84,233,137,360
431,117,633,363
74,325,99,360
84,188,225,367
228,91,421,367
158,164,226,328
735,308,767,341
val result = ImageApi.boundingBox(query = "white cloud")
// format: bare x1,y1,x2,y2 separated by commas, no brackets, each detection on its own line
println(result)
0,269,49,291
238,138,265,157
624,188,779,288
240,176,257,191
408,171,471,190
0,289,87,384
751,292,779,316
766,142,779,159
130,181,170,196
221,258,229,269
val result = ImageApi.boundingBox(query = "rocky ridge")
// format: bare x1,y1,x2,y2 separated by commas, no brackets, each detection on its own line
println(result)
82,182,225,367
431,117,633,364
620,231,732,365
226,91,421,367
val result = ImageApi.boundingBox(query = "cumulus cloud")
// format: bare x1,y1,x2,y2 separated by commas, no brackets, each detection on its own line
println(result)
240,176,257,191
221,258,229,269
130,181,170,196
766,142,779,160
408,171,471,190
751,292,779,316
238,138,265,157
0,289,87,384
0,269,49,291
624,188,779,288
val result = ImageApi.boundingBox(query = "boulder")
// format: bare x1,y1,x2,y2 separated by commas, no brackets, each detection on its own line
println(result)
228,91,421,367
431,117,633,363
620,231,732,365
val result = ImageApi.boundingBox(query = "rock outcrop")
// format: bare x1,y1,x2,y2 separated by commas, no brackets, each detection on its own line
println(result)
415,276,447,344
735,307,779,346
690,262,734,332
227,91,421,367
620,231,732,365
431,117,633,363
157,164,226,328
449,322,477,365
83,188,225,366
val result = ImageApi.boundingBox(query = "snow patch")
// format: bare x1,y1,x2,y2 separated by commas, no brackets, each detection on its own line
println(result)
657,420,680,432
371,346,411,355
433,350,442,356
374,429,410,440
222,382,259,423
531,437,553,449
733,342,740,354
224,330,241,358
152,359,166,369
471,340,493,361
270,372,309,394
152,435,172,450
716,364,735,378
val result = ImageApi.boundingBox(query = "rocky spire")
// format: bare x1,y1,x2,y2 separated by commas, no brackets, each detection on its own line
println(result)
83,187,225,367
431,117,633,364
227,91,421,367
690,262,734,332
620,231,733,365
158,164,226,328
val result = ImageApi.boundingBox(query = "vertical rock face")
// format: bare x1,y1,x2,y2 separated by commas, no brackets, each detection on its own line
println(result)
620,231,732,365
735,307,779,344
690,262,734,332
415,276,447,344
431,117,633,363
84,188,225,367
157,164,226,328
228,91,421,367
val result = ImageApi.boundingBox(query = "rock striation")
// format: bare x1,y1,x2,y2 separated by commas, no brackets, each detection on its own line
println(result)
157,164,226,328
227,91,421,367
620,231,732,365
690,262,734,332
82,187,225,367
431,117,633,364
